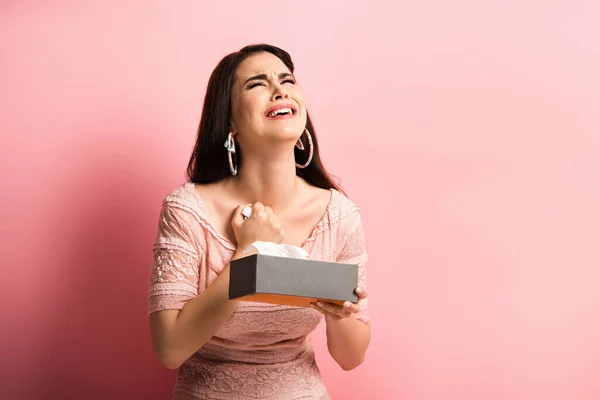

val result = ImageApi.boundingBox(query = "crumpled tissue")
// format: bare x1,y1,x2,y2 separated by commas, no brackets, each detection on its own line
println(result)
243,241,309,260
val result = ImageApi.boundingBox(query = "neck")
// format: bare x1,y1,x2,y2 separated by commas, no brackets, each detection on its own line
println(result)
230,150,301,210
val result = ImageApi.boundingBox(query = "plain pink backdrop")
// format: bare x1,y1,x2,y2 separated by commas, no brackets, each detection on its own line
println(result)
2,1,599,399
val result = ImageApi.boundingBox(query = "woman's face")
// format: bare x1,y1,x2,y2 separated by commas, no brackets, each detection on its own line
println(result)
230,52,307,149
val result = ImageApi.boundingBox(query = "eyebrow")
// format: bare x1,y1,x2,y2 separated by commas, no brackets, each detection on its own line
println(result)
243,72,294,85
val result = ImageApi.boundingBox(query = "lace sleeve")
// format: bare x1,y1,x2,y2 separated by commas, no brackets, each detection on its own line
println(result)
148,200,201,314
337,211,370,324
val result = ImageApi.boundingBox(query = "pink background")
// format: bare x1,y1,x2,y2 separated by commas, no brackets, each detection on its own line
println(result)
2,1,599,399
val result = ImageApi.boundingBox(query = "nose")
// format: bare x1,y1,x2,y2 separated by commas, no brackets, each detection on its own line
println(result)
270,82,289,102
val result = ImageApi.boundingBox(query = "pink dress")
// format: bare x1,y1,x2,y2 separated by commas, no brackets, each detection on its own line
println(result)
148,183,369,399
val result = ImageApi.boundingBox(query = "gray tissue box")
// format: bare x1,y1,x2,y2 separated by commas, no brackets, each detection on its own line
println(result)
229,254,358,307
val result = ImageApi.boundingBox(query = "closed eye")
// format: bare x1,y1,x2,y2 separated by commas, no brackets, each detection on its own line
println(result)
248,81,266,89
282,78,296,85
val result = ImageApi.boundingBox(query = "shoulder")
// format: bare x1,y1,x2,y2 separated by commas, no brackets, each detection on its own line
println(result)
307,188,363,242
328,188,361,225
163,182,200,206
159,182,209,223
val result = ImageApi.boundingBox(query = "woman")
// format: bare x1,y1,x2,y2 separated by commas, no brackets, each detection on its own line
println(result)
148,44,371,399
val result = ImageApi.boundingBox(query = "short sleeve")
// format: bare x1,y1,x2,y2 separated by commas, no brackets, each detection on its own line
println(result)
337,212,370,324
148,201,201,314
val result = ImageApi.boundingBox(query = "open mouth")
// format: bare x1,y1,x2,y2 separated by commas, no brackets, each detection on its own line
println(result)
265,105,298,119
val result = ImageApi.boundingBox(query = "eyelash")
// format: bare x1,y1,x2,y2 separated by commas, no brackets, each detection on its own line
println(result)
248,82,264,89
248,79,296,89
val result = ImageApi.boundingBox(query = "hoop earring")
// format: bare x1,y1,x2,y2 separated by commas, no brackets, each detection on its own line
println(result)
224,132,238,175
295,128,313,169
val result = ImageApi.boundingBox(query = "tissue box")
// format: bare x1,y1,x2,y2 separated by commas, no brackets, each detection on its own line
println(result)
229,254,358,307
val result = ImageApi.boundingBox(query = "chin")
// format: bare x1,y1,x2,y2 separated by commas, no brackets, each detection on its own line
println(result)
265,125,304,141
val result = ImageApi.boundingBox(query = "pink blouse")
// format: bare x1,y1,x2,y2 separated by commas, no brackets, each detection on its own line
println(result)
148,182,369,399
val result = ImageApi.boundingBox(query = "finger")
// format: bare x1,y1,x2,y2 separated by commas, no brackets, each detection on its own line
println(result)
271,219,280,229
252,202,265,216
348,302,361,314
309,303,326,315
309,303,340,319
272,227,285,243
340,301,360,314
311,301,358,318
268,214,280,226
263,205,274,216
355,287,368,299
316,301,352,318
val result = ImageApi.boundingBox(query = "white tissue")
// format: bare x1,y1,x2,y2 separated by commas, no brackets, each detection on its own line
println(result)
243,241,309,259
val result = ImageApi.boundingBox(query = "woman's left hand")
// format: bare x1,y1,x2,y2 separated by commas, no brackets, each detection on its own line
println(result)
310,287,368,320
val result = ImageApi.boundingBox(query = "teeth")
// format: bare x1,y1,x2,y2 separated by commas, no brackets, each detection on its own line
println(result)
268,108,293,118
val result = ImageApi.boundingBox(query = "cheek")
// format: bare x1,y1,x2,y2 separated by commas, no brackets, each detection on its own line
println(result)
232,95,259,127
292,89,307,116
293,89,305,106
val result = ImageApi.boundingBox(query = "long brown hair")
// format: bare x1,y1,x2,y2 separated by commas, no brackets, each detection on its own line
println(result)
186,44,342,192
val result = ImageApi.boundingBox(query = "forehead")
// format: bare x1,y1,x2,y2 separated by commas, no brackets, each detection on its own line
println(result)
235,52,292,81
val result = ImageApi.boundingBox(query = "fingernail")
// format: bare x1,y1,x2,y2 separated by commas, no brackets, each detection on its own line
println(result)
355,288,363,294
317,302,324,307
344,302,351,308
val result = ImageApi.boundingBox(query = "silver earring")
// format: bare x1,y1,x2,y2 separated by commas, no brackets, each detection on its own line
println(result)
295,128,313,169
224,132,237,175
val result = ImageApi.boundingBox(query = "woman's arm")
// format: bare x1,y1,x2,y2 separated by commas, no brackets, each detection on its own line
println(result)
325,316,371,371
149,251,245,369
312,288,371,370
149,201,281,370
315,207,371,370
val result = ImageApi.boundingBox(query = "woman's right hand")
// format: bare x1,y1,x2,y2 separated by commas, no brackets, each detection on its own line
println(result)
231,202,285,254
